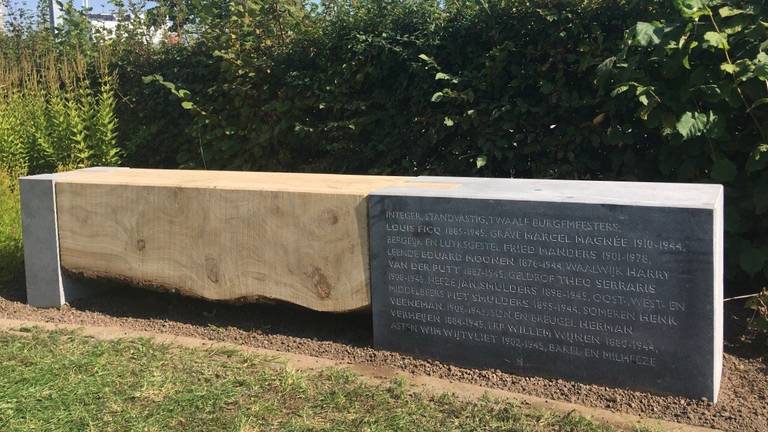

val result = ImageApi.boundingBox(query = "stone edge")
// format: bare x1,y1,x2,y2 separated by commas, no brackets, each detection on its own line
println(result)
372,176,723,210
712,188,724,403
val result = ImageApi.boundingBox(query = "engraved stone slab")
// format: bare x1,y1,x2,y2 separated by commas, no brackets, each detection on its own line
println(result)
369,177,723,401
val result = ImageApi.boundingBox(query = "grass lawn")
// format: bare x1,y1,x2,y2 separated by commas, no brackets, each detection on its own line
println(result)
0,327,638,432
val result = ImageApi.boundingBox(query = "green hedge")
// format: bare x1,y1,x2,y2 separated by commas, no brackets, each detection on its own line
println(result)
116,0,766,294
115,45,211,169
130,0,671,174
598,0,768,295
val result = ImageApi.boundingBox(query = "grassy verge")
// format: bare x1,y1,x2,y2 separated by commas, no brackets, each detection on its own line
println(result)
0,327,637,432
0,171,23,288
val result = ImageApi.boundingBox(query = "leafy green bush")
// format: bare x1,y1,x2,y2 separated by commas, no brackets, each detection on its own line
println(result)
115,44,212,168
598,0,768,291
147,0,669,175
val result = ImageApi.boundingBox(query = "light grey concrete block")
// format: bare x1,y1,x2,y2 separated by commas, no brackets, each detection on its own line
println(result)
382,176,723,209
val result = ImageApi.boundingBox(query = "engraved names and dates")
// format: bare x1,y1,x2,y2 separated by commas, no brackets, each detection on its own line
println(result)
369,188,721,401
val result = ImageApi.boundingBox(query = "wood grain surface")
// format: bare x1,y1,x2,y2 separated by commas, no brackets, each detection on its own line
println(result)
53,169,434,311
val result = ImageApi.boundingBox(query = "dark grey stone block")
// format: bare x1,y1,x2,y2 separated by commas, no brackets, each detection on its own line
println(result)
20,174,66,307
369,177,723,402
19,168,126,308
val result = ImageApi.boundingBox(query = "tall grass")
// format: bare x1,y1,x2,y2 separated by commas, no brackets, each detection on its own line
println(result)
0,48,120,285
0,171,22,287
0,48,120,178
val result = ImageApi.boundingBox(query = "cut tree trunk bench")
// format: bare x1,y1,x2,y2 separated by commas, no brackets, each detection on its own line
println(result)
20,167,724,401
20,167,449,311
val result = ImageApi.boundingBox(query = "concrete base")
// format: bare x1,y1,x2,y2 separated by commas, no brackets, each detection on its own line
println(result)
19,168,126,308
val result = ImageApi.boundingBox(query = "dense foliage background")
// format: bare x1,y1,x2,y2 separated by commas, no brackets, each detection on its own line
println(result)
0,0,766,314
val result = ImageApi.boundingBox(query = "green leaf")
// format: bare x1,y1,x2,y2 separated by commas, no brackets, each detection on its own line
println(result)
756,62,768,80
721,19,744,35
431,92,444,103
718,6,743,17
746,144,768,173
596,57,616,75
610,84,630,97
740,247,767,276
711,158,738,182
443,116,455,127
675,111,716,140
755,52,768,78
141,74,161,84
476,155,487,169
720,63,738,74
703,31,729,49
435,72,452,80
632,22,664,46
181,101,195,110
418,54,438,68
159,81,176,92
674,0,711,19
418,54,433,62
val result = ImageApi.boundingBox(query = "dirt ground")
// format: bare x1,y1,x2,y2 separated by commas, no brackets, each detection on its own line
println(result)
0,279,765,432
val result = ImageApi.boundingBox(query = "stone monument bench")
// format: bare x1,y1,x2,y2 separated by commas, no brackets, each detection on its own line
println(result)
19,168,723,401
